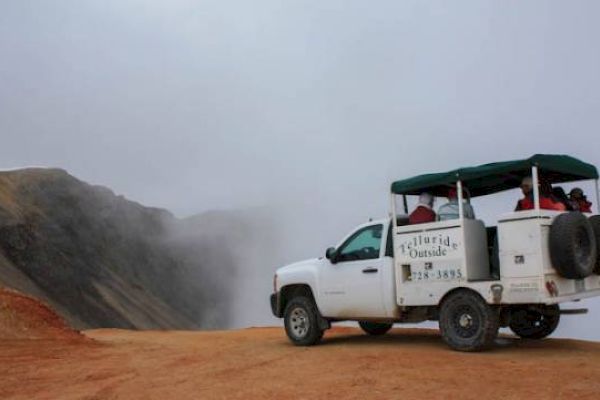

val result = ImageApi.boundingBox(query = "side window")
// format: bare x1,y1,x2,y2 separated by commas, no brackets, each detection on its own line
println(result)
337,224,383,262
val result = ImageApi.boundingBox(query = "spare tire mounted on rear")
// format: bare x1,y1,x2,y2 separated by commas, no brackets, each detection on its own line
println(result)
549,212,597,279
589,215,600,274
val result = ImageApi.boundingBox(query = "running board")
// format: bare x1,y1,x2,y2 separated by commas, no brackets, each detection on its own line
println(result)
560,308,588,315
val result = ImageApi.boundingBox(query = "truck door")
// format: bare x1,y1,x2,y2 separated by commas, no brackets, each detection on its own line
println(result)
319,223,387,318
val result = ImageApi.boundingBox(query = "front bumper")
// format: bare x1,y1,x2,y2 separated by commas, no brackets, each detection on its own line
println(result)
270,292,281,317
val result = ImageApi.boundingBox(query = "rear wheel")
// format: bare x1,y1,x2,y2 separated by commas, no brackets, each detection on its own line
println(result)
439,290,499,352
509,305,560,339
358,321,393,336
283,296,323,346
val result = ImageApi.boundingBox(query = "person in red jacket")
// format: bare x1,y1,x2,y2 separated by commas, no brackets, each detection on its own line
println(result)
569,188,593,213
409,192,436,224
515,177,534,211
515,177,566,211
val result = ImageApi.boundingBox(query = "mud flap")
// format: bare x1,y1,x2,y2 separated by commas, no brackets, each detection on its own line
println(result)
317,314,331,330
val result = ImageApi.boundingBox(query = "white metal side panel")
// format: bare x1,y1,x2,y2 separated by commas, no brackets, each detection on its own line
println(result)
462,219,491,281
498,218,544,279
394,221,466,306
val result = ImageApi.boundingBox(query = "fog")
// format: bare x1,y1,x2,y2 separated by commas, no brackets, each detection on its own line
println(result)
1,1,600,339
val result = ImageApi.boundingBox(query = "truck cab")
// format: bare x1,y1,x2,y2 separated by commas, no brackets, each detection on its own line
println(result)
271,154,600,351
308,219,397,319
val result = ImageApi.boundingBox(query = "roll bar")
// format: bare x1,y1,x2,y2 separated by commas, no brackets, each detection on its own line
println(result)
532,165,540,211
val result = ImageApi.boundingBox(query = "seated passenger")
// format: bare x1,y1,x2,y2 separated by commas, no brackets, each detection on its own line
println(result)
552,186,575,211
515,177,534,210
437,187,475,221
569,188,593,213
515,177,566,211
409,192,436,224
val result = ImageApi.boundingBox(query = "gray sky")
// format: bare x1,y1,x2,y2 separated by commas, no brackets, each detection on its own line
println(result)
2,1,600,339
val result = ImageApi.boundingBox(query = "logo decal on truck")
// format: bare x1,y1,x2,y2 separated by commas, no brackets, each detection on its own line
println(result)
412,268,463,281
398,233,460,259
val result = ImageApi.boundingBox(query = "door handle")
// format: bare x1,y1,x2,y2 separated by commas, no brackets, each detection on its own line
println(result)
362,267,378,274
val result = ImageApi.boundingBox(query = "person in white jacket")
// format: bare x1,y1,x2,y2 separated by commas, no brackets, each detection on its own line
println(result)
438,187,475,221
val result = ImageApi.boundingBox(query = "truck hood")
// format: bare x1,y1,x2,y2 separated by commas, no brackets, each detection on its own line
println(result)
276,257,323,274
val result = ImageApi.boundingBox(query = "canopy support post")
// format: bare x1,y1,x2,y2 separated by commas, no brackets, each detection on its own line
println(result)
532,166,540,211
457,180,465,222
402,195,408,214
390,193,398,228
390,193,399,261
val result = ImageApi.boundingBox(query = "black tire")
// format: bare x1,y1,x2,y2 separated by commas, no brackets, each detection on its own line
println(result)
589,215,600,274
439,290,499,352
549,212,597,279
283,296,324,346
358,321,393,336
509,305,560,339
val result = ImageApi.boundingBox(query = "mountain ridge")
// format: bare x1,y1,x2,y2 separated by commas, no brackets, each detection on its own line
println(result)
0,168,234,329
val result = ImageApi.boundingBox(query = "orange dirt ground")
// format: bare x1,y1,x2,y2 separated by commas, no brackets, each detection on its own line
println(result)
0,288,599,399
1,325,600,400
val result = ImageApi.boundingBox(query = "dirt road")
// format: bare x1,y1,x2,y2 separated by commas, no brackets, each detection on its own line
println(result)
1,327,599,400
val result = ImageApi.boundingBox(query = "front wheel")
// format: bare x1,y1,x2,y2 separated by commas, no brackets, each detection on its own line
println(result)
359,321,393,336
283,296,324,346
439,290,499,352
509,305,560,339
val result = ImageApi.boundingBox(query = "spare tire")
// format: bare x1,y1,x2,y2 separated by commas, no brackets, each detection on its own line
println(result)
549,212,597,279
590,215,600,274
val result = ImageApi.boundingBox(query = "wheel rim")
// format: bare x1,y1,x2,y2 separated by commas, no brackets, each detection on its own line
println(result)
451,305,480,338
459,313,473,329
289,307,310,339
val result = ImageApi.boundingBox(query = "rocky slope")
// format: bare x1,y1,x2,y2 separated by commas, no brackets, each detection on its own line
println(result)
0,168,237,329
0,287,82,340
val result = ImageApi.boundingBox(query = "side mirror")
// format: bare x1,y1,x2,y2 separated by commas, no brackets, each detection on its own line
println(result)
325,247,337,263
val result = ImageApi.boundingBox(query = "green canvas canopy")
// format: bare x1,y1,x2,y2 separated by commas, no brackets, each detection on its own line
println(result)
391,154,599,197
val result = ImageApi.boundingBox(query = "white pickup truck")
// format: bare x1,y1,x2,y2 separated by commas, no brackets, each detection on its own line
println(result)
270,154,600,351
